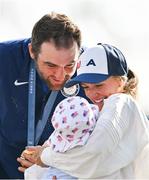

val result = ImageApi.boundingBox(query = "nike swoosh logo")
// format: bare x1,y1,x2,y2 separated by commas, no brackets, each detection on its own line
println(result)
14,80,28,86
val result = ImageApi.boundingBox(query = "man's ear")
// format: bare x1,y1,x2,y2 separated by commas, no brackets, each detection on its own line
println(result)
77,61,81,69
28,43,35,59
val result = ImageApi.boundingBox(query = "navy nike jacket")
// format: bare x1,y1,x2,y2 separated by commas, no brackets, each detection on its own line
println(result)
0,39,88,179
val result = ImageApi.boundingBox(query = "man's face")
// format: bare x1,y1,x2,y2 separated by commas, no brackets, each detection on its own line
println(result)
29,42,79,90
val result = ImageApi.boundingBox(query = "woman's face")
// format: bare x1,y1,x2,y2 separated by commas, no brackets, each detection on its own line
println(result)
81,77,123,111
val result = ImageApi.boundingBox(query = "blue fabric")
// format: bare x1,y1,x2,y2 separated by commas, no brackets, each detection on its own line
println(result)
0,38,88,179
65,73,109,88
102,44,128,76
42,166,77,179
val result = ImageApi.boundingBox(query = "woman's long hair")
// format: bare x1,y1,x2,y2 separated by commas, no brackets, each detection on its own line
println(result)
123,69,138,99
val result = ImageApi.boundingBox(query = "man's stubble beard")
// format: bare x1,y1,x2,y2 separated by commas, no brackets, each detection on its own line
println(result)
34,61,69,90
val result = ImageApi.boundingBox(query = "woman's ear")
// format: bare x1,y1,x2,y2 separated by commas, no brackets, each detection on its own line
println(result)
117,77,126,92
77,61,81,69
116,77,123,88
28,43,35,59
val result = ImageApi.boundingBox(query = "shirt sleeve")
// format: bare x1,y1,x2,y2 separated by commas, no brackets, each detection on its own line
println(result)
40,94,133,178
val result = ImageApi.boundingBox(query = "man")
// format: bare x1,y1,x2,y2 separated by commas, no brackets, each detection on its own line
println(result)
0,12,87,179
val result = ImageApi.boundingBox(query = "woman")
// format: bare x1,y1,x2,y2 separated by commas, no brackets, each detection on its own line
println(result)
22,43,149,179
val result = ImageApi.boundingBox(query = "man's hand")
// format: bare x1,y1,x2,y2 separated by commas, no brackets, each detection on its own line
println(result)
17,145,47,173
17,146,41,172
17,156,34,172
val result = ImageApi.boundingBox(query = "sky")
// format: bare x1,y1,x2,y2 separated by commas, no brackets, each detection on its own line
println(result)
0,0,149,115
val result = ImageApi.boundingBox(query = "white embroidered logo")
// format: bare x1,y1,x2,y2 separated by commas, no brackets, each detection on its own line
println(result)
14,80,28,86
61,84,80,97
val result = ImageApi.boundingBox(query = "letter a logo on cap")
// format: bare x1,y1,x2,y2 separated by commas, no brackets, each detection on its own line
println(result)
86,59,96,66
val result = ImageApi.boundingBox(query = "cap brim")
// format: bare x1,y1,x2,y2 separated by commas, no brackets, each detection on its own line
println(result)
65,73,109,88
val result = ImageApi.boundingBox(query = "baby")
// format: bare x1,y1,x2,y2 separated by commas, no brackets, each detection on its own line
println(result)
24,96,99,179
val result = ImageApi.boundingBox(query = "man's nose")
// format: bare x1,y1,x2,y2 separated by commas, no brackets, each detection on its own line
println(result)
55,67,67,80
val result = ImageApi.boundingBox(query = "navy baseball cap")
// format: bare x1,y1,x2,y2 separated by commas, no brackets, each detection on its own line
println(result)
65,43,128,88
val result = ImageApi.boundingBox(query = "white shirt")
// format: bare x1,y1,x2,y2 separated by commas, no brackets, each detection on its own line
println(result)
41,93,149,179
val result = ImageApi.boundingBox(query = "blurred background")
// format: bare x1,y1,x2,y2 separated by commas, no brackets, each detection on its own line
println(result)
0,0,148,116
